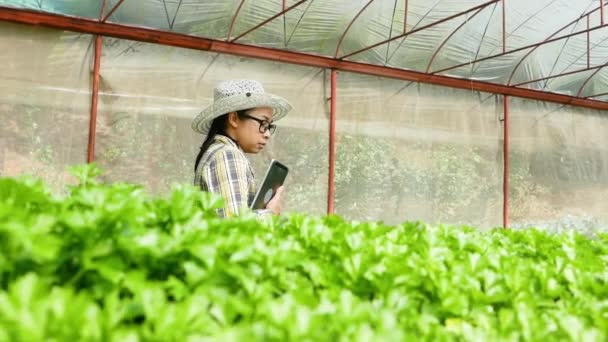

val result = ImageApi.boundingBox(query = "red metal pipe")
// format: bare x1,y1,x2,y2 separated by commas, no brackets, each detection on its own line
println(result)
87,0,108,163
334,0,376,57
586,91,608,98
425,7,485,72
438,24,608,76
503,95,509,229
602,0,605,26
507,5,607,84
575,66,605,97
2,7,608,110
340,0,499,60
587,14,591,68
207,44,608,110
404,0,408,33
512,61,608,87
100,0,107,21
282,0,286,46
502,0,506,52
102,0,126,23
328,70,337,215
88,35,102,163
502,0,508,229
231,0,309,42
227,0,246,40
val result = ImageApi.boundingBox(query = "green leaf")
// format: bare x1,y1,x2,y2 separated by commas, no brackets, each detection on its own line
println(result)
0,170,606,341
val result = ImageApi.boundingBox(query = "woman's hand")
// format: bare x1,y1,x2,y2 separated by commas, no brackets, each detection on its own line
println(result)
265,186,284,215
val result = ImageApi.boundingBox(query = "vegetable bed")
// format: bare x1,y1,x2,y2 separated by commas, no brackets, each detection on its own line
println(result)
1,166,607,341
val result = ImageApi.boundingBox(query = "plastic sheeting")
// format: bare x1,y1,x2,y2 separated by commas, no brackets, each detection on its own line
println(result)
0,22,92,190
334,72,503,226
1,20,607,228
95,38,329,215
509,98,608,230
0,0,102,19
2,0,607,99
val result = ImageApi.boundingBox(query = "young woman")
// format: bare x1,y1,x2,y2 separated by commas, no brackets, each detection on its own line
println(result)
191,79,292,218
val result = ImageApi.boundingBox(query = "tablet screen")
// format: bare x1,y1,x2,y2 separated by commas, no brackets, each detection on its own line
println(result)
250,160,288,210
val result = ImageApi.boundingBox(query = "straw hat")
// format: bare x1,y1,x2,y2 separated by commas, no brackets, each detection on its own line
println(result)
192,79,292,135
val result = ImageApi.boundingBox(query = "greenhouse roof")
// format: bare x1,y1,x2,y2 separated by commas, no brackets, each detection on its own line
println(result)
2,0,608,109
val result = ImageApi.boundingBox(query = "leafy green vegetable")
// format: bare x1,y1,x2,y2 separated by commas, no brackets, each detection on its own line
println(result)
0,164,606,341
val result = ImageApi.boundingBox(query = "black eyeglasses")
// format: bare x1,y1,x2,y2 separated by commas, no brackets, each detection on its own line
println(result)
241,113,277,135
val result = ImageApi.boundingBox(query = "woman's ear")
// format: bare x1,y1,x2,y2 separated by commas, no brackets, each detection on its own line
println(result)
227,112,239,129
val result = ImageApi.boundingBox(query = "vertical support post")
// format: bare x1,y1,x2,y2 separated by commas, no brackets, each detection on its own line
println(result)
88,36,101,163
601,0,605,26
502,0,509,229
587,14,590,68
328,69,337,215
87,2,106,163
404,0,409,33
100,0,107,19
282,0,287,47
501,0,506,52
503,96,509,229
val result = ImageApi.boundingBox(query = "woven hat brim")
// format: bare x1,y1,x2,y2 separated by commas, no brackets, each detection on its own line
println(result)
192,92,292,135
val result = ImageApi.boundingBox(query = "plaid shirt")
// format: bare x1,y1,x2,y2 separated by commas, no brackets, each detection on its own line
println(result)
195,134,271,218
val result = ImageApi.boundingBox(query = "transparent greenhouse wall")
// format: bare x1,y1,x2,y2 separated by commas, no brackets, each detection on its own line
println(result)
3,22,608,226
0,22,92,191
334,72,504,227
95,38,329,215
509,99,608,230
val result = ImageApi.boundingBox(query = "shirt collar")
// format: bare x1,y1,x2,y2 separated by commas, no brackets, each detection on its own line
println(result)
214,133,243,151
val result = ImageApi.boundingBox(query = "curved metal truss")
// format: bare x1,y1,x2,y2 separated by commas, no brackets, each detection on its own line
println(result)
1,0,608,108
1,2,608,109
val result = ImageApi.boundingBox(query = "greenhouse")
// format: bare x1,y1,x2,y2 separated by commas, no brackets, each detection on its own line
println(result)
2,0,608,228
2,1,608,341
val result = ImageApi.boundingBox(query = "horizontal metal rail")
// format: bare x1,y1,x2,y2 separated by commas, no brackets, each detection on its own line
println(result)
1,6,607,110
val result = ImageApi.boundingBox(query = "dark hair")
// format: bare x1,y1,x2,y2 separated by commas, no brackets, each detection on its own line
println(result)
194,109,249,172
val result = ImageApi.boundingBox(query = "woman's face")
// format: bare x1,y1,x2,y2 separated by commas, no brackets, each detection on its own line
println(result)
233,107,274,153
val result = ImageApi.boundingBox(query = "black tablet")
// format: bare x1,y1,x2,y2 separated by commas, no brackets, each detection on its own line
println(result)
250,159,289,210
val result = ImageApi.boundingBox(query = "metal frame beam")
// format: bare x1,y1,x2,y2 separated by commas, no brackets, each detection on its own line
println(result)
506,4,608,85
87,1,108,163
425,7,486,72
502,95,509,228
230,0,310,42
227,0,247,41
328,70,337,214
88,36,102,163
100,0,108,21
586,91,608,98
403,0,408,33
602,0,606,26
437,24,608,75
334,0,376,57
587,14,591,69
102,0,127,23
437,5,608,76
512,61,608,87
502,0,508,229
576,65,606,97
1,6,608,111
340,0,500,60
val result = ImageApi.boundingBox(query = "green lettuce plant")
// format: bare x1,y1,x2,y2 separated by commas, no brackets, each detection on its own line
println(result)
0,164,606,341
